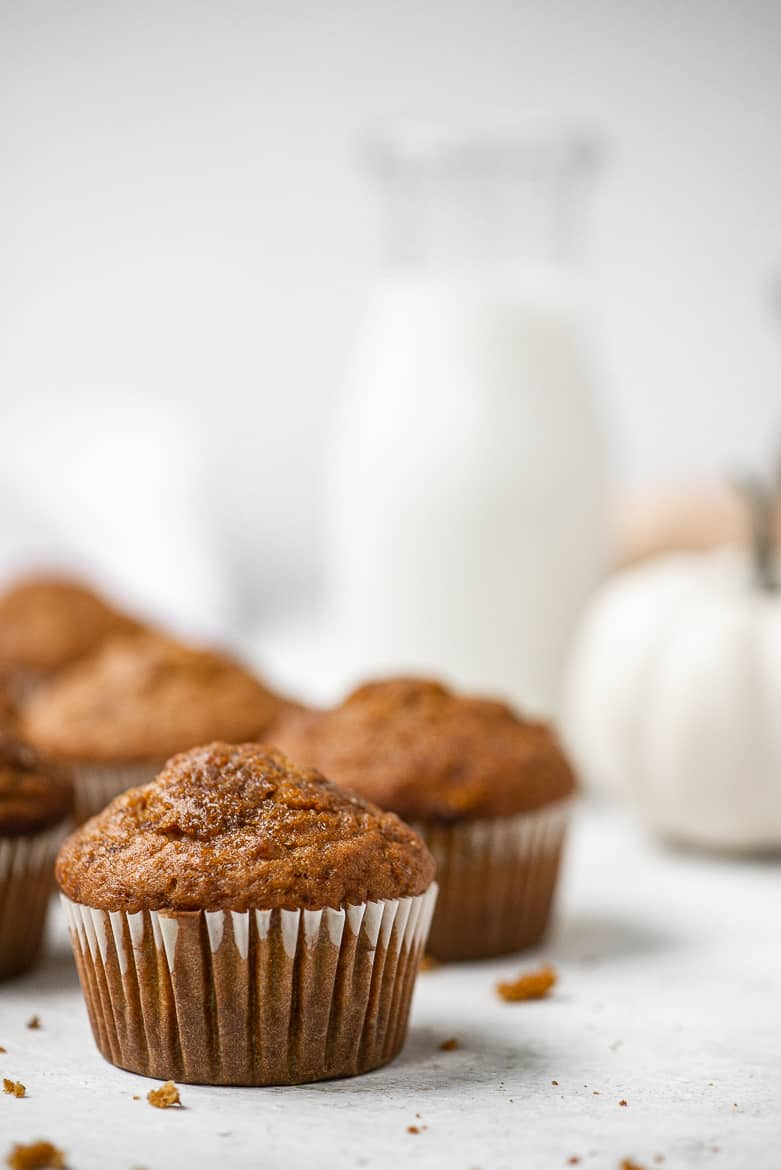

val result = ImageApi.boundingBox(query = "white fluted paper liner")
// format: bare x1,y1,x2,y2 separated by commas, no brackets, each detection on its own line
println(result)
0,822,70,979
417,799,572,961
61,882,438,1085
70,760,163,824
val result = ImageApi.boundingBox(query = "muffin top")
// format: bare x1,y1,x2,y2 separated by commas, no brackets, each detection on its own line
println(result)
55,741,436,912
23,633,292,764
0,574,140,674
273,678,576,822
0,733,74,837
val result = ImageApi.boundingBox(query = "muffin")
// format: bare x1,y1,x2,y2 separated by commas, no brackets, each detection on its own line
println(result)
0,574,140,700
57,741,437,1085
0,732,73,980
23,632,296,823
273,678,576,961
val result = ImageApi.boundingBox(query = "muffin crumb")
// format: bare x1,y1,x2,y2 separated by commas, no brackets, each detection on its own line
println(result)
407,1126,420,1135
147,1081,181,1109
2,1079,25,1098
619,1099,628,1107
497,964,557,1002
620,1160,646,1170
439,1038,459,1051
567,1159,581,1166
25,1017,41,1031
5,1141,66,1170
0,1048,5,1054
551,1079,559,1086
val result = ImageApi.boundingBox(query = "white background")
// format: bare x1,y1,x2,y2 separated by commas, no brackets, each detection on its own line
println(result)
1,0,780,628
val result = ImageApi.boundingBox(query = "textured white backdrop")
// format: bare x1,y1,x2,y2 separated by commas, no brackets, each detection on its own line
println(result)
1,0,780,626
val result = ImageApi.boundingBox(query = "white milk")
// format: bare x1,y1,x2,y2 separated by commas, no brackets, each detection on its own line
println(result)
325,270,609,714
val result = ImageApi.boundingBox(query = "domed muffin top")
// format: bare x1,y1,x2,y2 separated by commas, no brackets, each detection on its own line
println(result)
0,732,74,837
55,741,436,912
0,575,140,673
24,633,293,764
273,678,576,822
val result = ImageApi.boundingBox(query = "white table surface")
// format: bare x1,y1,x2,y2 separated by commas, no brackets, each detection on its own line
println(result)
1,803,778,1170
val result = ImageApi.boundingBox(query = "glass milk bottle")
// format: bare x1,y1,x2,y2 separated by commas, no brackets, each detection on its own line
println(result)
325,127,610,715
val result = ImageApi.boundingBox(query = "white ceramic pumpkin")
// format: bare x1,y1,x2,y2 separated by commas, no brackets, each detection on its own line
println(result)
563,488,781,852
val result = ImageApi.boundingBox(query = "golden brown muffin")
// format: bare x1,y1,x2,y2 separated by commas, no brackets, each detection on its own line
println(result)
56,741,435,912
0,575,140,682
0,733,74,980
23,631,298,823
0,733,73,837
273,678,576,822
274,677,576,962
58,742,437,1085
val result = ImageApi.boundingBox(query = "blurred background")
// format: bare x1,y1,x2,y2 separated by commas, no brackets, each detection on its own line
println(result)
1,0,780,699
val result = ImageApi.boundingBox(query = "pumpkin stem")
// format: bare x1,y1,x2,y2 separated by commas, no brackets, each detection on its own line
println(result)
734,476,779,592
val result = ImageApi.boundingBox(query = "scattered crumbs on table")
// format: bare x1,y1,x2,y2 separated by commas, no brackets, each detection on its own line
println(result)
407,1126,420,1135
5,1140,66,1170
2,1080,25,1098
147,1080,181,1109
25,1017,41,1031
497,964,557,1003
439,1038,459,1051
619,1099,628,1107
620,1160,646,1170
419,954,441,972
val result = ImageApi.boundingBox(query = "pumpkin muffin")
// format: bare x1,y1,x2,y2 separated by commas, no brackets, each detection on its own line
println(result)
0,574,140,700
0,732,73,979
23,632,296,823
57,741,436,1085
273,678,576,960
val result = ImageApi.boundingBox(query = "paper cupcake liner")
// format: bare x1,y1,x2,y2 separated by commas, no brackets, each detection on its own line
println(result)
0,823,70,980
70,761,164,824
61,883,438,1085
417,800,572,961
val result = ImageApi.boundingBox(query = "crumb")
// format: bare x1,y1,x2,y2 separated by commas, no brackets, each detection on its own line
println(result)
619,1099,628,1107
439,1038,459,1051
0,1048,6,1054
407,1126,420,1135
567,1159,581,1165
5,1141,66,1170
593,1090,600,1095
132,1095,140,1100
419,954,441,972
620,1160,646,1170
146,1080,181,1109
25,1017,41,1031
551,1079,559,1086
653,1158,665,1165
2,1079,25,1098
497,964,557,1002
